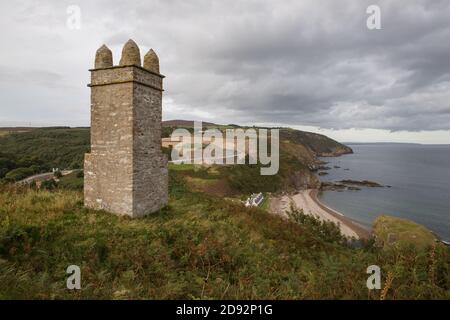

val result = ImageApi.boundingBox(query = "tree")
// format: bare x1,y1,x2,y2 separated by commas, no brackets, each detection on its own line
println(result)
4,167,35,182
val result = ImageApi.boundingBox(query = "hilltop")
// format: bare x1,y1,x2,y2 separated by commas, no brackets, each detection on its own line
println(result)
162,119,217,127
161,120,352,157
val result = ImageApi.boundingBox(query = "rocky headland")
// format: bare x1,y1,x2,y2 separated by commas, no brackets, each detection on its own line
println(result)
320,179,386,191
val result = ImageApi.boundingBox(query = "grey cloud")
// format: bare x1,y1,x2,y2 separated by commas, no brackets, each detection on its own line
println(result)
0,66,64,87
1,0,450,132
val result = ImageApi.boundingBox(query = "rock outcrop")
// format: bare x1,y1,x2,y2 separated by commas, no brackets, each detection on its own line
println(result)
338,180,383,187
288,169,321,190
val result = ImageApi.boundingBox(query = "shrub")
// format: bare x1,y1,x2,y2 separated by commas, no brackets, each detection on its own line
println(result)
40,179,57,190
4,167,35,182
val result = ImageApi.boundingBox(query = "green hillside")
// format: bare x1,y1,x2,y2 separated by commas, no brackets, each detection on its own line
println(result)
373,215,438,251
0,128,89,181
0,125,347,192
280,128,353,157
0,126,449,299
0,176,448,299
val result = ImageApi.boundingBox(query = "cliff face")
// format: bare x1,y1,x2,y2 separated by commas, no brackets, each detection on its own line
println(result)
278,138,322,190
278,128,351,191
287,169,321,189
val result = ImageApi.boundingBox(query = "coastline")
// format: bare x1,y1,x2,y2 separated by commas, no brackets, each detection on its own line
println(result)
309,189,371,239
269,189,371,240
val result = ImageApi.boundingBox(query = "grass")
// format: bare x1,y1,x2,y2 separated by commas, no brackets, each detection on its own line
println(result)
373,215,438,250
259,193,270,211
57,171,84,190
168,163,196,171
0,176,449,299
0,127,449,299
0,128,34,137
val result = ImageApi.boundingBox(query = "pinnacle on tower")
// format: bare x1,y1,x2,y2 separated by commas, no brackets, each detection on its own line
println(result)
94,44,113,68
119,39,141,66
144,49,160,73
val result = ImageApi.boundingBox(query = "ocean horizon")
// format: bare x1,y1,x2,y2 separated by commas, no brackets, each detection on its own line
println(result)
318,143,450,242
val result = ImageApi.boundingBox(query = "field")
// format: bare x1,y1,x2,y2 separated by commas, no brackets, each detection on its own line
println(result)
0,128,32,137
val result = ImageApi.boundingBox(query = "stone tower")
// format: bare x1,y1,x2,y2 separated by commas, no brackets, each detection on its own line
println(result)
84,39,168,217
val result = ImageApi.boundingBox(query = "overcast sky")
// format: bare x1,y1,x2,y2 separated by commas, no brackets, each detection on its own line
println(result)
1,0,450,143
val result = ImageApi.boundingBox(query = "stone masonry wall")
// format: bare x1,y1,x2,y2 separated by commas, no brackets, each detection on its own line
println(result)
84,42,168,217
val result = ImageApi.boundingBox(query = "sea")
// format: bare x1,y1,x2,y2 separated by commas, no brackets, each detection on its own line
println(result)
318,143,450,242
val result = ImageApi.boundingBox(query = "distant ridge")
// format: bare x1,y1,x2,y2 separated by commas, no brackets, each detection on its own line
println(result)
0,127,37,131
344,142,422,145
162,119,217,127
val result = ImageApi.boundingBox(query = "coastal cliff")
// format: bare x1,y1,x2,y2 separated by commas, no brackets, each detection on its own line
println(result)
278,128,352,191
279,128,353,157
